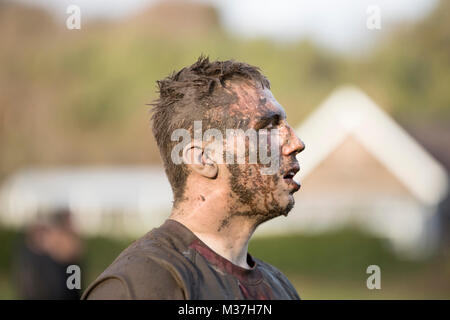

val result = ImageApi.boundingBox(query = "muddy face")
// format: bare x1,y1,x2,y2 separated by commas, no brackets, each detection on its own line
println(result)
218,82,305,230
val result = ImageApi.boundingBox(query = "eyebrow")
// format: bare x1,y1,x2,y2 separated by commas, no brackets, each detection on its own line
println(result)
254,111,283,130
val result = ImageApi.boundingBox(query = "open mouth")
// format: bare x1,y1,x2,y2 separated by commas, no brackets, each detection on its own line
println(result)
283,172,296,180
282,165,301,192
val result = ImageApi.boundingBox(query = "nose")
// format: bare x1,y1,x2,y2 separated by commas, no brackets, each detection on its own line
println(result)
282,126,305,156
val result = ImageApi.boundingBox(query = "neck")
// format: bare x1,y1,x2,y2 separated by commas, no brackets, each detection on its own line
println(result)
169,187,256,269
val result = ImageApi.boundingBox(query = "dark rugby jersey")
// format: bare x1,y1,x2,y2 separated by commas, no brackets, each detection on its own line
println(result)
82,219,300,300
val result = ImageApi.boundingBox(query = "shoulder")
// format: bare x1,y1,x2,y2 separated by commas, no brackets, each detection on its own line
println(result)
254,257,301,300
82,230,195,300
82,252,186,300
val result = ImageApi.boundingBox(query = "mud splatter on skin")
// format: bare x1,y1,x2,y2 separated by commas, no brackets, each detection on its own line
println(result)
224,163,292,227
216,82,299,232
218,216,231,232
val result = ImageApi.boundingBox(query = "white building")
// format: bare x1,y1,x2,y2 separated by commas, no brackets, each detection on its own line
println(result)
0,166,173,238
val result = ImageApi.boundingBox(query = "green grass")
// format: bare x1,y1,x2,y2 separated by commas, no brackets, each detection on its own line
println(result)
249,229,427,279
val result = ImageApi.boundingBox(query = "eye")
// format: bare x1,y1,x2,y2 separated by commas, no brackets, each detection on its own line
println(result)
255,114,281,130
266,117,281,130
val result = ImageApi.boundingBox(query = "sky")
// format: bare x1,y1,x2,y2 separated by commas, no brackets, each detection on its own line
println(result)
17,0,439,53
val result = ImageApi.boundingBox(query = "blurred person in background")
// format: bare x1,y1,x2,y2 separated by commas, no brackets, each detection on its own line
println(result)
13,209,83,300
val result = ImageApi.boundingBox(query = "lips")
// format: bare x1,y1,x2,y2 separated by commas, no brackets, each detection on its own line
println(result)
282,164,301,192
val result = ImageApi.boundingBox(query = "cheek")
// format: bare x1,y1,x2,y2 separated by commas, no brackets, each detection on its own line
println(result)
248,165,280,187
255,171,279,194
240,165,267,195
247,164,263,185
269,172,282,190
261,130,284,162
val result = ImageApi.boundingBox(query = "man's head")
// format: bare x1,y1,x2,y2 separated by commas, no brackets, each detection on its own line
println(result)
151,56,304,227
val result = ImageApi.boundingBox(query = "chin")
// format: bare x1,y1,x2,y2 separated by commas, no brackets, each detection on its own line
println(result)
281,195,295,217
267,193,295,220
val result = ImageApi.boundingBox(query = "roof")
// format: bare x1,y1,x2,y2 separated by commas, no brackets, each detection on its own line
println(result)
295,85,448,205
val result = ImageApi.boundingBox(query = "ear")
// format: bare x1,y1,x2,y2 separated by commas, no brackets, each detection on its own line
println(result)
182,142,218,179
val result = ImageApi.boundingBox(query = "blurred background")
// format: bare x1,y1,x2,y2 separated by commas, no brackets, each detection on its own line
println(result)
0,0,449,299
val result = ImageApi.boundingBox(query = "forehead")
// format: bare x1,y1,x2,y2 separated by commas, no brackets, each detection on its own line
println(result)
227,81,286,121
